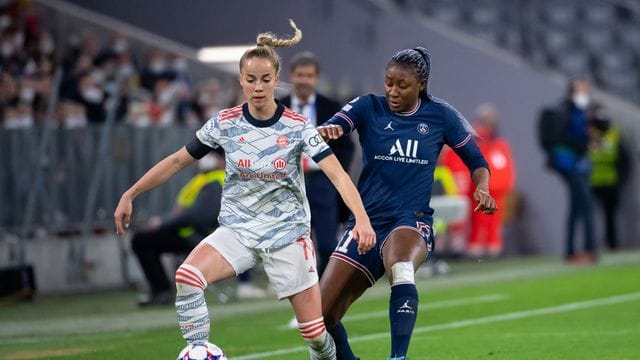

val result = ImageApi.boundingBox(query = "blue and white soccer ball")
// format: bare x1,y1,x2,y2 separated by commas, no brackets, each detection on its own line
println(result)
177,342,227,360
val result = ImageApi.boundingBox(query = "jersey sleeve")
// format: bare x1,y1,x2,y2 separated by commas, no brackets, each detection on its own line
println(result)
195,116,222,150
301,120,333,163
325,96,367,135
443,107,489,174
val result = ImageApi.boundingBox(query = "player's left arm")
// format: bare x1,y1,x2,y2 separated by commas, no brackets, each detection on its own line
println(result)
443,107,497,215
317,154,376,254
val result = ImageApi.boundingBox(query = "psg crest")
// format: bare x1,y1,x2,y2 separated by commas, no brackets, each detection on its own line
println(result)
417,123,429,134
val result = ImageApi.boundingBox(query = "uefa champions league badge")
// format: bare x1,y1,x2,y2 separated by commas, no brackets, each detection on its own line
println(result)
417,123,429,135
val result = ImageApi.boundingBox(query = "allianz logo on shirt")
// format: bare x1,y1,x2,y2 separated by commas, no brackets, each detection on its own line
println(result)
373,139,429,165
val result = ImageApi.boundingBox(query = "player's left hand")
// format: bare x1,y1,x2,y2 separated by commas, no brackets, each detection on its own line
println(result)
352,219,376,255
473,187,498,215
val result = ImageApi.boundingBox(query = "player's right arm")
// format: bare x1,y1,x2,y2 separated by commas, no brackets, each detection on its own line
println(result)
317,96,367,140
114,147,197,235
115,116,221,235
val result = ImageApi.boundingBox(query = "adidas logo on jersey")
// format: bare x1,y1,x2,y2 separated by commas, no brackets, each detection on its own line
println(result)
308,266,315,273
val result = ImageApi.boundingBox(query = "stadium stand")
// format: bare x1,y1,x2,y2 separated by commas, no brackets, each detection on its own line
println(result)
393,0,640,104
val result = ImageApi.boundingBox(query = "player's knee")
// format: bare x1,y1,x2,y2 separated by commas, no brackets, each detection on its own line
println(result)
391,261,415,286
175,263,207,294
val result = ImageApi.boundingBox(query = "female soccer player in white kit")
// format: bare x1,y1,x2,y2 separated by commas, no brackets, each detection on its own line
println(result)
113,20,375,359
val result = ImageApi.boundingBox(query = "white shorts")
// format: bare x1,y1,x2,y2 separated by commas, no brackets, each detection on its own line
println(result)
201,226,318,299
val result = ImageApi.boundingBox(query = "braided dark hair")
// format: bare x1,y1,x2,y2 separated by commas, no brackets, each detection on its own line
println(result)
387,47,431,100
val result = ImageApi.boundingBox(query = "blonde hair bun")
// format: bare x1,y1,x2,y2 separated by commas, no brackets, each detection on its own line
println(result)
256,19,302,48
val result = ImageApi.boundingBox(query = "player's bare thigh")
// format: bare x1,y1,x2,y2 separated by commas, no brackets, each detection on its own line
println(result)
182,242,236,284
289,283,323,323
320,257,370,327
381,228,427,284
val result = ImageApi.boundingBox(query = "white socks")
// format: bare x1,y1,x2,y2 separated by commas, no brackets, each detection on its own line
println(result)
299,317,337,360
175,264,210,343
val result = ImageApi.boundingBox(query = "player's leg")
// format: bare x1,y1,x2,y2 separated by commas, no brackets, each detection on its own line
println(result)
290,284,336,360
308,173,339,276
176,227,254,344
266,237,335,359
382,228,429,360
321,257,371,360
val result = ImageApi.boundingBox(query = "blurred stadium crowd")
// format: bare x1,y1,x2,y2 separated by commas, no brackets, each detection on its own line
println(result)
0,0,238,130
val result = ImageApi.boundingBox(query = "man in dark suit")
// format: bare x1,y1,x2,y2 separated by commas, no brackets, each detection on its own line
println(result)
280,51,355,276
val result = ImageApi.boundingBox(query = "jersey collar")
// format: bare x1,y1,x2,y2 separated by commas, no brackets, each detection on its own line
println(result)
242,101,285,127
396,98,422,117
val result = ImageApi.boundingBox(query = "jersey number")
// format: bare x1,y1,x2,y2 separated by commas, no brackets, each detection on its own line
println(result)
336,230,354,253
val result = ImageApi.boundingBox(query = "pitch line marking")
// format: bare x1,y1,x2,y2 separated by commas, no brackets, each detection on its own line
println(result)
276,294,508,330
235,291,640,360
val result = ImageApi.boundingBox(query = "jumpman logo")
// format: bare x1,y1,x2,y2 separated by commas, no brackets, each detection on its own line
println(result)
397,300,415,314
384,121,394,131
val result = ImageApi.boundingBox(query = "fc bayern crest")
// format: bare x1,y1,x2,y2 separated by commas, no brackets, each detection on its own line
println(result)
417,123,429,134
276,135,289,148
273,157,287,170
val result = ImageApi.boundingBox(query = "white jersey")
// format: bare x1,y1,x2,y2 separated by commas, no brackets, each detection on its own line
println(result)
196,103,332,249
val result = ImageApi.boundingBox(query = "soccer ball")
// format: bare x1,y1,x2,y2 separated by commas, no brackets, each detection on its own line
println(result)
177,342,227,360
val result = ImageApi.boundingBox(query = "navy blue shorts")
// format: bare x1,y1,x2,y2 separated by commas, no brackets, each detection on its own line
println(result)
330,216,434,286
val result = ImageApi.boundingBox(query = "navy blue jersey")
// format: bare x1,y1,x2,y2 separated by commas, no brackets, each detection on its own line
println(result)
328,94,488,224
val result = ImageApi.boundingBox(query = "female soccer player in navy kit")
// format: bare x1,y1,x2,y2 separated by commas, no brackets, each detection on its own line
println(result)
317,47,497,360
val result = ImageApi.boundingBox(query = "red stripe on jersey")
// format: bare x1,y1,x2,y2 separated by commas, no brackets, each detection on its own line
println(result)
334,112,354,133
283,109,306,123
218,110,242,121
218,105,243,120
453,134,472,149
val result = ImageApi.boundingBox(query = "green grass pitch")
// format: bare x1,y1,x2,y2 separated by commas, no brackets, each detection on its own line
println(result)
0,251,638,359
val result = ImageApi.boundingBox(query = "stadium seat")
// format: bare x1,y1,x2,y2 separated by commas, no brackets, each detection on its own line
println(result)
581,3,617,26
580,27,617,53
554,50,593,77
538,3,578,28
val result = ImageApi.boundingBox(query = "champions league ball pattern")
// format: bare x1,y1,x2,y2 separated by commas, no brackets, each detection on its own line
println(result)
177,342,227,360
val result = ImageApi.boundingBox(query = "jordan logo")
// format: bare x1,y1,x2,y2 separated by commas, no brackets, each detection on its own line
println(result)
397,300,415,314
384,121,394,131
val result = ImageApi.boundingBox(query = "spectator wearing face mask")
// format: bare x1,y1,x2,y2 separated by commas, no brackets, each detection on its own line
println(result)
140,48,172,91
537,78,596,264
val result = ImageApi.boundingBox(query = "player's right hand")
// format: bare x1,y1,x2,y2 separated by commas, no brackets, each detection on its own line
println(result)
317,124,344,140
114,195,133,236
352,219,376,255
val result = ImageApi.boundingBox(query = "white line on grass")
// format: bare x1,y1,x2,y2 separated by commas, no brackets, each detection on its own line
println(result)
234,291,640,360
276,294,508,330
345,294,507,322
